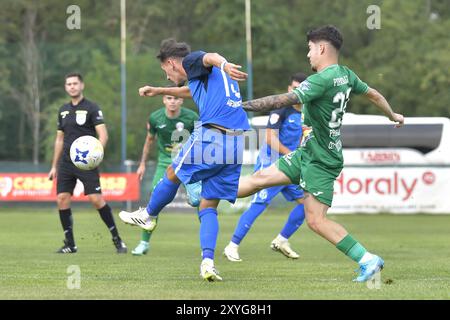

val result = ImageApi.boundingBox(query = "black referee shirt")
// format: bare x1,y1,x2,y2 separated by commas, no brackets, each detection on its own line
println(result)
57,98,105,162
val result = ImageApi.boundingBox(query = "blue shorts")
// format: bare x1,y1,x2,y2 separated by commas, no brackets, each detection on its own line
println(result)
172,126,244,203
252,157,304,205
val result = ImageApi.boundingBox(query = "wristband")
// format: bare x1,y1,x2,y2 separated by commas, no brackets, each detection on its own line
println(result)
220,60,228,71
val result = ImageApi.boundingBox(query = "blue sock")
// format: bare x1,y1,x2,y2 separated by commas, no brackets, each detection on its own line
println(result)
198,208,219,260
280,203,305,239
231,203,267,245
146,174,180,217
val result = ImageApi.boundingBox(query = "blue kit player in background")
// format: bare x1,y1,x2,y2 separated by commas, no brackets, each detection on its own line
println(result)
119,38,250,281
223,73,307,262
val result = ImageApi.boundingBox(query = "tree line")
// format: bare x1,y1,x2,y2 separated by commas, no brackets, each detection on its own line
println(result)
0,0,449,164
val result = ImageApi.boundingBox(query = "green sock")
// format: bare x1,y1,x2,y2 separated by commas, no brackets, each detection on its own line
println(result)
141,230,152,242
336,234,367,263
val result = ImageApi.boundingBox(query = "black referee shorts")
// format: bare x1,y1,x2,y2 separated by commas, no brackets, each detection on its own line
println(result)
57,160,102,195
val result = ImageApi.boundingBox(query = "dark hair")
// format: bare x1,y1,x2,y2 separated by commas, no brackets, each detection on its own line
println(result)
306,25,343,50
156,38,191,62
290,72,307,84
65,72,83,82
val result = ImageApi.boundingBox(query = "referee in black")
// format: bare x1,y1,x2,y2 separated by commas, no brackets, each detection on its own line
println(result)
48,73,127,254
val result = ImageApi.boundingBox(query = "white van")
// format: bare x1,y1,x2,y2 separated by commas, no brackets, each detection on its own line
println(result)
245,113,450,166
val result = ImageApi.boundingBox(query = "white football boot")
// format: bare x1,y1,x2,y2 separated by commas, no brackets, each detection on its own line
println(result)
200,259,223,282
223,243,242,262
270,237,300,259
119,207,157,232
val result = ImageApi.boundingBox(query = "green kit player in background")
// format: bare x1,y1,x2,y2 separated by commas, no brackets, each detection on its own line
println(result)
239,25,404,282
132,93,198,255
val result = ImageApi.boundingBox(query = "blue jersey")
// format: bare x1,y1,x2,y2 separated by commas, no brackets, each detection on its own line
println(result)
182,51,250,131
256,106,302,169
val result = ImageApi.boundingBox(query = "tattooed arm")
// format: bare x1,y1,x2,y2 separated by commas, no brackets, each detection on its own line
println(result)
242,92,300,112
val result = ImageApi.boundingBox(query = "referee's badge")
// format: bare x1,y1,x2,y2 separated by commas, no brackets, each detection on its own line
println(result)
75,110,88,125
176,122,184,132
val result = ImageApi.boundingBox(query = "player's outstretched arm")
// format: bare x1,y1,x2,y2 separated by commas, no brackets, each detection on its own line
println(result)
202,53,248,81
242,92,300,112
138,85,192,99
365,88,404,128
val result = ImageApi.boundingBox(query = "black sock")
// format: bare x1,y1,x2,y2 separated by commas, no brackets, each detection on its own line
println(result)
59,208,75,246
98,204,119,238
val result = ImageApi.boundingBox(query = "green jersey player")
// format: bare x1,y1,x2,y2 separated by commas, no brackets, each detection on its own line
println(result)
239,25,404,282
132,94,198,255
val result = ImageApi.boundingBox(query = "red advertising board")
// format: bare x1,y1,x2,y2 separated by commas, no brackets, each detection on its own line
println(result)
0,173,139,201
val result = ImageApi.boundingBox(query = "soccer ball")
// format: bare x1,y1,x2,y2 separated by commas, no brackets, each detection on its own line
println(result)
70,135,104,170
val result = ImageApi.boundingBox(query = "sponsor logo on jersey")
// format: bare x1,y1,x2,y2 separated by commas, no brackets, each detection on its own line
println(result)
299,80,311,92
333,75,349,87
60,111,69,119
269,113,280,125
328,140,342,152
258,189,268,200
300,125,313,147
299,179,306,189
75,110,88,125
176,122,185,132
226,99,242,108
96,110,104,120
329,129,341,138
283,151,295,166
164,143,173,152
157,124,167,129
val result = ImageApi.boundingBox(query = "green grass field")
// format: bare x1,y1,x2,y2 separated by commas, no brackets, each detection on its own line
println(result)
0,207,449,300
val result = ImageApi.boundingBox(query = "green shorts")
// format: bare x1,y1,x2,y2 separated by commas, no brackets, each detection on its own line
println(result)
151,161,171,189
276,149,342,207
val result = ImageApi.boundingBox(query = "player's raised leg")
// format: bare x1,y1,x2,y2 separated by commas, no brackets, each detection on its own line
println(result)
237,163,292,198
119,165,181,231
132,181,201,255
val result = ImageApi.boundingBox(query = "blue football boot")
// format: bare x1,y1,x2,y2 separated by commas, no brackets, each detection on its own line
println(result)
185,181,202,207
131,241,149,256
354,255,384,282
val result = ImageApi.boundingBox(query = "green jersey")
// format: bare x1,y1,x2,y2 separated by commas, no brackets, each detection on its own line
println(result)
293,64,369,168
148,107,198,165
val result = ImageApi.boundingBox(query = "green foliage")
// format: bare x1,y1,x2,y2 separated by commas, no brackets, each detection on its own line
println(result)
1,0,449,163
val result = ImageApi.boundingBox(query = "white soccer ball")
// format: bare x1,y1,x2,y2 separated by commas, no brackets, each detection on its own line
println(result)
70,135,104,170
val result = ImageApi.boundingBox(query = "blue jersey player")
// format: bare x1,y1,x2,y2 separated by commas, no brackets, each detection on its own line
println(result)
119,38,250,282
224,73,307,262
